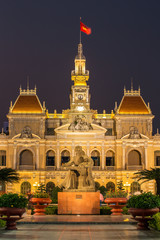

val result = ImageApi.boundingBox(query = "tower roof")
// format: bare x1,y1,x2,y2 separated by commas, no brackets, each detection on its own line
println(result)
117,87,150,114
11,87,43,114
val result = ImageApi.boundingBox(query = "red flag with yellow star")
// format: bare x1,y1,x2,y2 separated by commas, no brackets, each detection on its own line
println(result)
80,21,91,35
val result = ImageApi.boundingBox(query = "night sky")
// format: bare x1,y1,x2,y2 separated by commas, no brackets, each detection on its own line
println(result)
0,0,160,133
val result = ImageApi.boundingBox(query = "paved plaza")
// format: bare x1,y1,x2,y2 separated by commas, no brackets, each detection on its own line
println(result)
0,224,160,240
0,215,160,240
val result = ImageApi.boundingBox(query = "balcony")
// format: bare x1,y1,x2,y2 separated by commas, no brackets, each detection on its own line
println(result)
46,166,57,171
19,165,35,170
127,165,143,171
105,166,115,171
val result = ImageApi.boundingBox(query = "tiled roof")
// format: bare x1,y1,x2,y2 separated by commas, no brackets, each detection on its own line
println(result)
12,95,43,113
118,96,150,114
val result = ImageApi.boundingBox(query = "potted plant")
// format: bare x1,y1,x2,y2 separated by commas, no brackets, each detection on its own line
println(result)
104,190,128,215
30,183,51,215
127,192,160,230
0,193,28,230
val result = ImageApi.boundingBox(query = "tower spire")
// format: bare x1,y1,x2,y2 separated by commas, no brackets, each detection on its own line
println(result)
80,17,82,44
27,75,29,90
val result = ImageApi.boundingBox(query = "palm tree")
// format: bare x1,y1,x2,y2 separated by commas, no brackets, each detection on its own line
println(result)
134,168,160,195
0,168,20,190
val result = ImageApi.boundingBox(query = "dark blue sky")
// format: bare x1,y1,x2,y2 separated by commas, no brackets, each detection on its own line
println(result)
0,0,160,133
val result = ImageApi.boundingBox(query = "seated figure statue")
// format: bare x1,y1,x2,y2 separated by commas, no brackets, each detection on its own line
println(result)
61,146,95,192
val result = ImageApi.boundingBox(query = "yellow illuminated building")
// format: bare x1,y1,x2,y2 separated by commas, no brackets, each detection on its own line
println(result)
0,43,159,194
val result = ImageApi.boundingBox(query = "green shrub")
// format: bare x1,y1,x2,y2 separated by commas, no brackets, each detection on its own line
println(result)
0,193,28,208
149,212,160,231
105,190,127,198
99,186,107,196
100,206,112,215
45,205,58,215
122,206,130,215
0,219,6,228
50,186,62,203
33,192,49,198
127,192,160,209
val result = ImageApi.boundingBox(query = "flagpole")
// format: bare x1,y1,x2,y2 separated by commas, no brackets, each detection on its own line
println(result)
80,17,81,44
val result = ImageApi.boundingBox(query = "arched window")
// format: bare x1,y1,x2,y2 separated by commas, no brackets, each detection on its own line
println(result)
128,150,141,166
21,181,31,195
61,150,70,165
106,151,115,166
46,150,55,166
91,150,100,166
106,181,115,191
0,150,6,166
46,182,55,196
130,182,140,194
154,151,160,166
20,150,33,165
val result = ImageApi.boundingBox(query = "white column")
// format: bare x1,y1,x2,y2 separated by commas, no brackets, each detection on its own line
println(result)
102,142,105,170
122,144,125,170
87,142,90,156
145,146,147,169
36,144,39,170
57,141,60,169
13,146,17,169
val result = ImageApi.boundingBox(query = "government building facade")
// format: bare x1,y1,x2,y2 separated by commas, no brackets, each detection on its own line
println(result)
0,43,160,194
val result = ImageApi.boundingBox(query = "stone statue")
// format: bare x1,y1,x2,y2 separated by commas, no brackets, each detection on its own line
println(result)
61,146,95,192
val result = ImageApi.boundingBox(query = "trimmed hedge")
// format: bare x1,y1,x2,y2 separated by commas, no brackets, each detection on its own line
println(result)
45,205,58,215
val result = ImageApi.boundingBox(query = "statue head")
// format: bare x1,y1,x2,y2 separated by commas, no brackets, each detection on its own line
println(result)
75,146,83,156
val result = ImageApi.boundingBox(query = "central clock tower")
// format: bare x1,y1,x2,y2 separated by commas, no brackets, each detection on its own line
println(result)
70,43,91,112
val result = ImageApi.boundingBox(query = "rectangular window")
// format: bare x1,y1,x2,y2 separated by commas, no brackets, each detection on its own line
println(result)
46,128,55,135
156,156,160,166
0,155,6,166
106,157,114,166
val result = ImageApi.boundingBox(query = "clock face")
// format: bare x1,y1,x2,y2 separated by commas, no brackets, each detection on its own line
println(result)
78,94,83,100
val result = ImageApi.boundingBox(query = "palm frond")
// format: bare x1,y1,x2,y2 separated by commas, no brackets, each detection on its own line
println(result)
0,168,20,183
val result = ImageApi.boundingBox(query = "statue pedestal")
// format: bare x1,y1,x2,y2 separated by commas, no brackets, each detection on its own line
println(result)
58,192,100,215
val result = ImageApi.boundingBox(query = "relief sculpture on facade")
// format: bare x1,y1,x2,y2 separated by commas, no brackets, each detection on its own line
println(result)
20,126,33,138
68,115,93,131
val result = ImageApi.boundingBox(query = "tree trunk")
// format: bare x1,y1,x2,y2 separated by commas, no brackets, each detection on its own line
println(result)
156,179,160,196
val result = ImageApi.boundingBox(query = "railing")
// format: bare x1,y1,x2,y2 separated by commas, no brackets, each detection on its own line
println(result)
19,165,35,170
71,70,89,76
93,114,113,119
105,166,115,171
46,166,57,171
92,166,101,171
127,165,143,171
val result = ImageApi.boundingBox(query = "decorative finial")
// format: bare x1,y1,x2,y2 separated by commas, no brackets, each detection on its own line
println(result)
34,85,37,93
114,101,117,111
20,85,22,93
54,109,57,114
157,128,159,134
103,110,106,114
2,128,4,134
124,86,126,94
43,101,45,109
131,77,133,91
27,75,29,90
